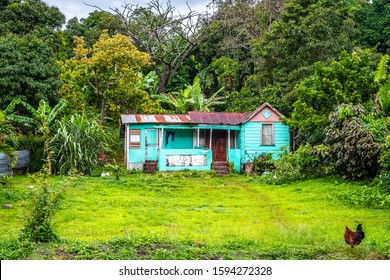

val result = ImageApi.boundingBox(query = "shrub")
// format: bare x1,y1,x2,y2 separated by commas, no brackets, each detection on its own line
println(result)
252,153,274,174
19,173,66,243
326,104,381,180
379,135,390,171
104,159,125,180
264,144,329,184
373,135,390,193
0,175,13,188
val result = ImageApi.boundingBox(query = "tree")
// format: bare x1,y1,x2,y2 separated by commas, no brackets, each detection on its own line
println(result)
95,0,217,94
248,0,361,115
286,49,380,144
0,0,65,36
205,0,285,63
356,0,390,54
194,0,286,111
60,31,158,123
0,34,62,109
59,11,124,59
5,98,67,174
0,0,65,56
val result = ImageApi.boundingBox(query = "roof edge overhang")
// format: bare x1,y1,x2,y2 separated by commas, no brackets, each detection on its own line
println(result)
152,124,241,130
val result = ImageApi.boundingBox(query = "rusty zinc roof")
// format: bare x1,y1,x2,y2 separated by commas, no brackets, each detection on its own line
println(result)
188,111,248,125
121,112,249,125
121,114,191,124
121,102,282,125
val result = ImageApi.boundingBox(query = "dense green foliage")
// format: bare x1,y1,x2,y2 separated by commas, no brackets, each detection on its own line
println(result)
326,104,381,180
287,50,380,144
0,0,65,109
0,34,62,109
356,0,390,54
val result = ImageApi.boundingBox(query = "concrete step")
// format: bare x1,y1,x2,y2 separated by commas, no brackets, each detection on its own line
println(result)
144,161,158,174
212,161,230,176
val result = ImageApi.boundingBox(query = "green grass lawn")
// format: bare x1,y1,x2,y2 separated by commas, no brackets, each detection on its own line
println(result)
0,172,389,260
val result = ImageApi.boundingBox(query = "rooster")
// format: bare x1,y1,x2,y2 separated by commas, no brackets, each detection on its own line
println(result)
344,224,365,247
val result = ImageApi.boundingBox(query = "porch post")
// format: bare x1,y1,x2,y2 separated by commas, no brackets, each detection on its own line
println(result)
160,128,164,149
227,129,231,161
197,128,200,147
209,129,213,148
125,124,129,169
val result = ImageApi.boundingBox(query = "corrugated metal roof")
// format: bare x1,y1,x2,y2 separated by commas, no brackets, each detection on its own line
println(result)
121,114,191,124
121,102,282,125
188,111,248,125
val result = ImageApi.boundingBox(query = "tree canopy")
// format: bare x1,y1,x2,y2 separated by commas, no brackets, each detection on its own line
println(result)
60,31,159,124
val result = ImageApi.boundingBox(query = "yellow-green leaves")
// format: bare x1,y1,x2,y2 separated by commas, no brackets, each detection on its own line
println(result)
60,31,154,123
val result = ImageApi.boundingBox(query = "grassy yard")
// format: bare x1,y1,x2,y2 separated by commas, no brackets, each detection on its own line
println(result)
0,172,389,260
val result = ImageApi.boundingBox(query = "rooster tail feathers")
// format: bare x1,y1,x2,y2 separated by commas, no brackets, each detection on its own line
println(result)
355,224,365,243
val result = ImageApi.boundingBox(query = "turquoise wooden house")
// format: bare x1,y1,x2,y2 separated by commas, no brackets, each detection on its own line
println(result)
121,102,290,175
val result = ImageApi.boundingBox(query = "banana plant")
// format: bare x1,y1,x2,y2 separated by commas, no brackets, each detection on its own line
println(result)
374,54,390,114
156,73,225,113
5,99,67,174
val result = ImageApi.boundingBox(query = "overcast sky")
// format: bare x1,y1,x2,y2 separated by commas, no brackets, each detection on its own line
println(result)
44,0,210,22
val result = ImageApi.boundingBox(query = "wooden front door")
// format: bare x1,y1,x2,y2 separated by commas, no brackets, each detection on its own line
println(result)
212,130,227,161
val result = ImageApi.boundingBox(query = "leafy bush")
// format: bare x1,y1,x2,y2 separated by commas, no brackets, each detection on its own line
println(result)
326,104,381,180
379,135,390,171
19,173,66,243
252,153,274,174
104,159,125,180
51,114,112,175
263,144,329,184
0,175,13,188
373,135,390,193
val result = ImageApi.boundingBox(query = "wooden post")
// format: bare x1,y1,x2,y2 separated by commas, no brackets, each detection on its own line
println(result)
227,129,230,161
125,125,128,169
209,129,213,148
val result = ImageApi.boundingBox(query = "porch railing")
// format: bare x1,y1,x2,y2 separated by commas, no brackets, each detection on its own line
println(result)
158,148,212,171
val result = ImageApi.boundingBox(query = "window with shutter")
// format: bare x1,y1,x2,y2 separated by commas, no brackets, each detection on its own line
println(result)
129,129,141,148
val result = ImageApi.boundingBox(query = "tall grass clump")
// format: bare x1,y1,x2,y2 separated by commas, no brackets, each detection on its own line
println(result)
51,114,112,175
